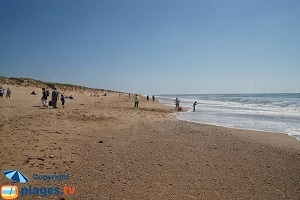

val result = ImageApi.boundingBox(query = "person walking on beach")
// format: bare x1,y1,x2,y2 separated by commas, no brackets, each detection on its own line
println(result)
60,94,65,108
134,94,140,108
174,98,180,110
147,95,149,101
41,88,48,106
152,95,155,102
6,88,11,98
51,88,59,108
193,101,197,112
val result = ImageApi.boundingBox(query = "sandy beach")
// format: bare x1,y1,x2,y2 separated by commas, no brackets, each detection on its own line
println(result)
1,78,300,200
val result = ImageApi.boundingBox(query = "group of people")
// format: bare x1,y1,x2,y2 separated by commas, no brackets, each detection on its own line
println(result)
146,95,155,102
134,94,155,108
133,95,198,112
174,98,198,112
0,86,11,98
41,87,65,108
1,84,199,112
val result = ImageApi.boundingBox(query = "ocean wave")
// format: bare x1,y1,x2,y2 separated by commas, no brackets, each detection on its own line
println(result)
158,93,300,141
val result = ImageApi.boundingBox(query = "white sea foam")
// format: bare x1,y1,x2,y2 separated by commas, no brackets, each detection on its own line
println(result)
157,94,300,140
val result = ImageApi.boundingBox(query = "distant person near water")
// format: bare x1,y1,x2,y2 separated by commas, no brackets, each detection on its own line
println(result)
41,88,48,106
193,101,197,112
152,95,155,102
51,88,59,108
178,106,183,111
174,98,180,110
147,95,149,101
6,87,11,98
134,94,140,108
60,94,65,108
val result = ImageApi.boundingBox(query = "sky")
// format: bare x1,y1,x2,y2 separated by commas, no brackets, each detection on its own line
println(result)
0,0,299,94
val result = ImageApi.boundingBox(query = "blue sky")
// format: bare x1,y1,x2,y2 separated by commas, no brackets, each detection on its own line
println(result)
0,0,299,94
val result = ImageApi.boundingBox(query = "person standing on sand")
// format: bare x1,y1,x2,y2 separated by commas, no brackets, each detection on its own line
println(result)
41,88,48,106
60,94,65,108
134,94,140,108
152,95,155,102
51,88,59,108
0,86,3,98
174,98,180,110
147,95,149,101
6,88,11,98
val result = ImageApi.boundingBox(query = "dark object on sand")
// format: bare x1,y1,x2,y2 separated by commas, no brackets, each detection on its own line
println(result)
31,91,36,95
99,140,104,143
48,101,53,106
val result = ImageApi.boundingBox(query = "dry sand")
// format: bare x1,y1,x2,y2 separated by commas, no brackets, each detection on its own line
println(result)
0,81,300,200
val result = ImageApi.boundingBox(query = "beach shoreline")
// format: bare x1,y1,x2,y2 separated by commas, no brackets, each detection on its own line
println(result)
167,111,299,145
1,81,300,199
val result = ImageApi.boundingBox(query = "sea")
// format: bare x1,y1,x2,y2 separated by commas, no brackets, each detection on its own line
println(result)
156,93,300,140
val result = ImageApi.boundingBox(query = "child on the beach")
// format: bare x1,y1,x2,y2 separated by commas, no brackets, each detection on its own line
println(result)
60,94,65,108
178,106,183,111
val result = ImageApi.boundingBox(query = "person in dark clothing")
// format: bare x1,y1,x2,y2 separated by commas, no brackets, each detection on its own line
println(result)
193,101,197,112
51,88,59,108
60,94,65,108
174,98,180,110
41,88,48,106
